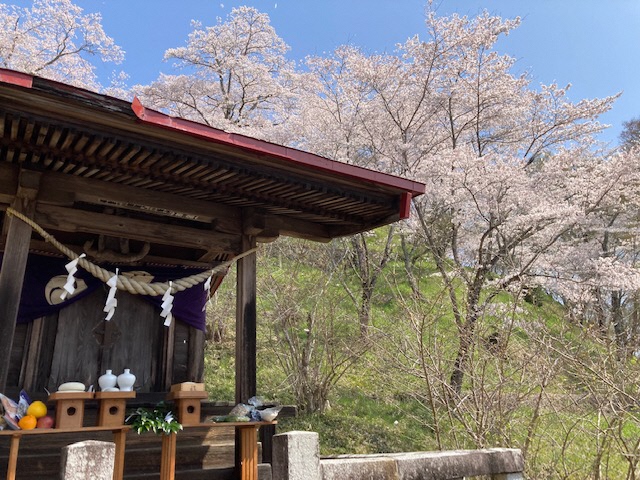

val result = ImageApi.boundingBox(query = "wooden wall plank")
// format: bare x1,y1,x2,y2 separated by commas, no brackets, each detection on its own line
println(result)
19,319,40,390
7,324,28,388
172,321,190,384
48,289,104,391
187,327,205,382
100,292,160,393
32,313,59,393
18,314,61,393
162,318,176,390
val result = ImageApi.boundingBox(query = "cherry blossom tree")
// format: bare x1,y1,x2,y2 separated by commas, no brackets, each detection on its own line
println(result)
135,6,297,139
0,0,123,91
539,147,640,357
133,3,631,392
293,9,621,394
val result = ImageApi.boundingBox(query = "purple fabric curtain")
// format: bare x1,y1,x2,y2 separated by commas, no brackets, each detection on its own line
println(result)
12,254,214,331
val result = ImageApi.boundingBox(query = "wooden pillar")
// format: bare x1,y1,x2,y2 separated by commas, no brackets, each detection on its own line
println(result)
0,170,40,391
235,235,257,404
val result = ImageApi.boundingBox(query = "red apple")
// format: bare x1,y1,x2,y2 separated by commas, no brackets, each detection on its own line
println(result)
36,415,54,429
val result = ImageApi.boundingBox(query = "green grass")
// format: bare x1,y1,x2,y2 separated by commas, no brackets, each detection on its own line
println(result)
201,235,640,479
277,387,437,455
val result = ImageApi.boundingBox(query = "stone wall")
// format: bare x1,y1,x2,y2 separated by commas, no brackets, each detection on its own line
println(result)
271,431,524,480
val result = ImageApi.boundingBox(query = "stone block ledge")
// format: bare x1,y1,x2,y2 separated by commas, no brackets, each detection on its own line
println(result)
321,448,524,480
273,431,524,480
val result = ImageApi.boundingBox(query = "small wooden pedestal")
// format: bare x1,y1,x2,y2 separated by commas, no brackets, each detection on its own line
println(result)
47,392,94,429
94,391,136,427
166,390,208,425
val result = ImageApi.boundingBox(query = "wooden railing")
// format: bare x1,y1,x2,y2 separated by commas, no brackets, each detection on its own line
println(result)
0,426,129,480
0,421,275,480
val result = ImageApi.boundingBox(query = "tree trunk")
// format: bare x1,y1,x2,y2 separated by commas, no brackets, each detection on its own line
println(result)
449,273,485,396
400,233,421,298
611,290,626,359
449,311,479,396
359,286,373,336
347,228,395,336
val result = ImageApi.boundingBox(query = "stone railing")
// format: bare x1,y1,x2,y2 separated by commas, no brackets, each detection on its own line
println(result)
271,431,524,480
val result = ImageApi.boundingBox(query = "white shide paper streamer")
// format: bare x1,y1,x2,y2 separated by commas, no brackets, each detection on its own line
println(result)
60,253,86,301
103,268,119,321
202,274,213,312
161,281,174,326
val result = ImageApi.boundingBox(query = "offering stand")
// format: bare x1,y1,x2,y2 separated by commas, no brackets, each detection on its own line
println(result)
166,390,208,426
47,391,94,429
94,391,137,427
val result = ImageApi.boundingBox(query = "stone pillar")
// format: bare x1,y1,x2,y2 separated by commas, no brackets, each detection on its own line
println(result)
272,431,321,480
60,440,115,480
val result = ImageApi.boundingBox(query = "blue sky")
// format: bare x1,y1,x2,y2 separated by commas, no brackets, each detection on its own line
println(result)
11,0,640,146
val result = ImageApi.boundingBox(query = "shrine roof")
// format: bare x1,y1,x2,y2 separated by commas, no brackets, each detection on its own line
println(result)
0,68,425,260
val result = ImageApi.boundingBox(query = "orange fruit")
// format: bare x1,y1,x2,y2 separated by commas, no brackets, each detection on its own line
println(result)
18,414,37,430
26,400,47,419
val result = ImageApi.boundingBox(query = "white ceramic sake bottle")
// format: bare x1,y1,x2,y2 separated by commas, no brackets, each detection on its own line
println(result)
98,369,117,391
117,369,136,391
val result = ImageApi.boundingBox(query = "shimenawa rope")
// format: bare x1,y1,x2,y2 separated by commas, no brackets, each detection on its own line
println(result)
5,207,257,296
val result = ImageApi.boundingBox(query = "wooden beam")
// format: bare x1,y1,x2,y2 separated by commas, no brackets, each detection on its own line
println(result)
37,171,242,234
0,237,220,268
0,163,18,205
235,235,257,404
263,214,331,242
327,211,402,239
34,204,241,253
0,170,40,391
243,210,331,243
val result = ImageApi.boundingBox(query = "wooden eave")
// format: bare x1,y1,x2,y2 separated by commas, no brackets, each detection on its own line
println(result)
0,69,425,263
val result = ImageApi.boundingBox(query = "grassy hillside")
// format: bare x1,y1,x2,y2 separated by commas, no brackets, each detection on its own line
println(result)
202,236,640,479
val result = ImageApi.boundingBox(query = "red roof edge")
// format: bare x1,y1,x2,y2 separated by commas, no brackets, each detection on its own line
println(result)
131,97,425,197
0,69,33,88
399,192,412,219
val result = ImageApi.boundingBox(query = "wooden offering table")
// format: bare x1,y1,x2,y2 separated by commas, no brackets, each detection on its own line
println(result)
0,425,130,480
159,421,275,480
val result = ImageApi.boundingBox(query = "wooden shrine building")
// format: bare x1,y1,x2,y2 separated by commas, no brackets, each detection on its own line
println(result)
0,68,425,406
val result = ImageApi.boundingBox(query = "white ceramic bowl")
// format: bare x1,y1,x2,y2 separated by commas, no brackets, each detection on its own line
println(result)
260,408,281,421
